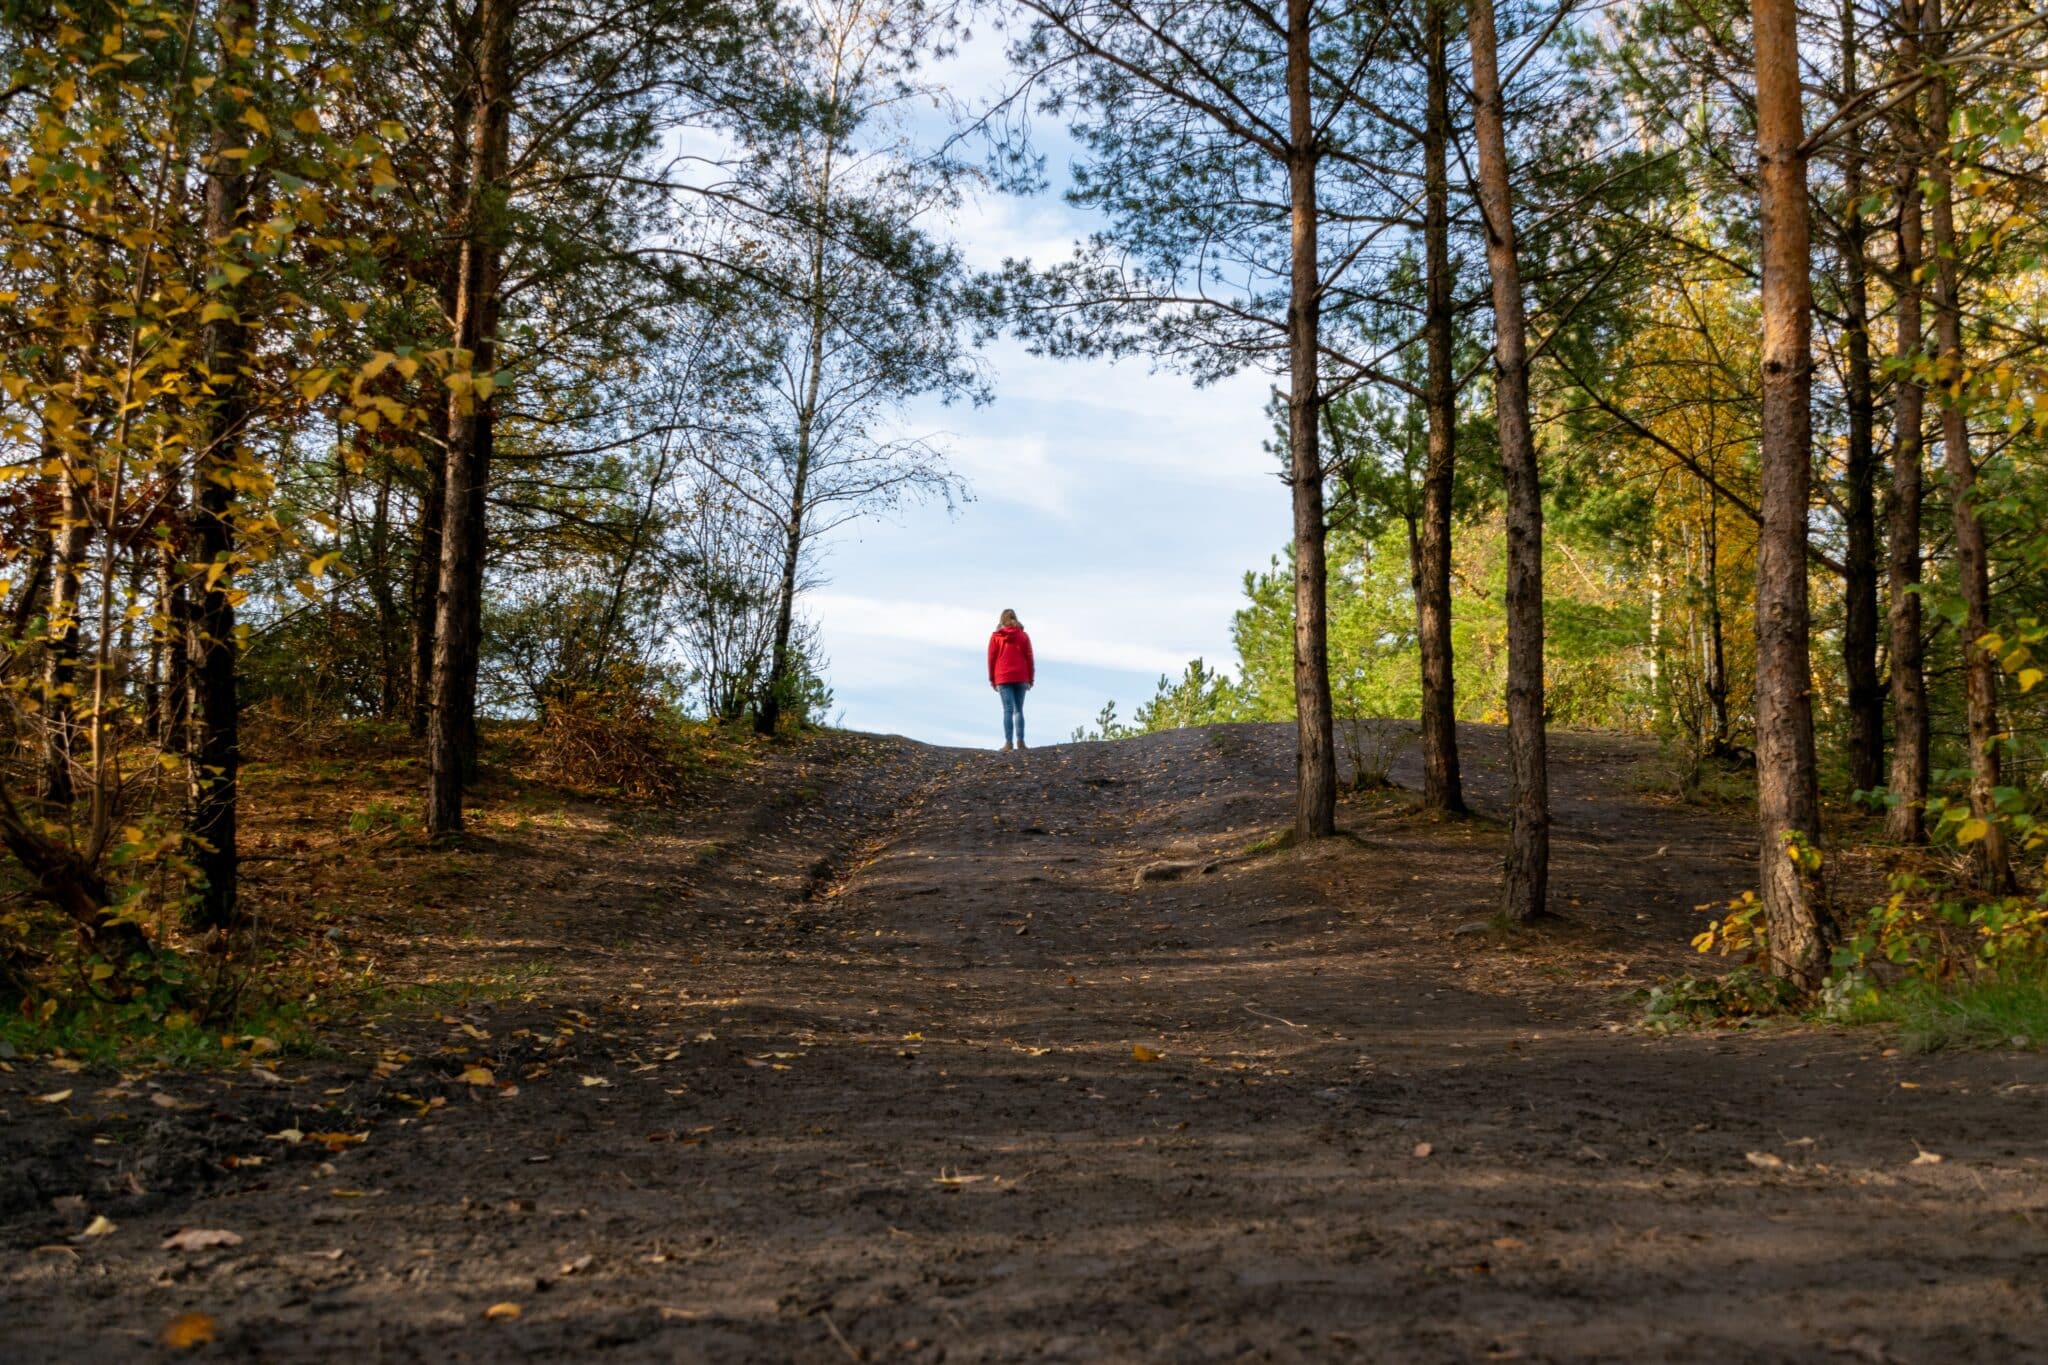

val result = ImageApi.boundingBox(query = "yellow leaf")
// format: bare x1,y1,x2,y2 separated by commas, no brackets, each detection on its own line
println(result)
2020,668,2043,694
33,1089,73,1103
457,1066,495,1085
484,1302,522,1321
1131,1044,1161,1063
52,78,77,110
199,301,237,324
292,107,322,134
159,1313,217,1350
82,1214,117,1236
580,1075,610,1087
1957,818,1991,846
240,107,271,136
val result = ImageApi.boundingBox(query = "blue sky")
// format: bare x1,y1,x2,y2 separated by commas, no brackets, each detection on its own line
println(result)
807,36,1293,749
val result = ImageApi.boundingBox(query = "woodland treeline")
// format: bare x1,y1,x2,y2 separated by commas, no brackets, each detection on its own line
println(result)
0,0,979,995
3,0,2048,1016
1030,0,2048,1000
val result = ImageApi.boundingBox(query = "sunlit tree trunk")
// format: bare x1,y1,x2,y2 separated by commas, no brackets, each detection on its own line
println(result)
758,99,838,739
40,436,89,808
1924,0,2011,891
1417,0,1466,816
1703,483,1730,753
1885,0,1928,844
427,0,513,837
1750,0,1829,987
1286,0,1336,839
1468,0,1548,919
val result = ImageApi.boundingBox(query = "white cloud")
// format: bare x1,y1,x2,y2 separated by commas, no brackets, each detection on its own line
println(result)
934,429,1074,517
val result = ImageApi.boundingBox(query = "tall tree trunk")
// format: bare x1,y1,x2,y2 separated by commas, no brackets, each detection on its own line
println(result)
1286,0,1337,840
1467,0,1548,919
1704,484,1731,752
1885,0,1928,843
1924,0,2011,891
157,538,189,754
1750,0,1829,987
758,138,837,739
1417,0,1466,816
411,36,473,741
7,521,53,644
370,460,399,717
1839,0,1884,796
426,0,512,837
409,405,447,736
40,443,89,808
186,0,258,931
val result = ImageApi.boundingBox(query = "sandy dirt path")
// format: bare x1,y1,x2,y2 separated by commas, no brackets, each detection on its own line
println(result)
4,723,2046,1362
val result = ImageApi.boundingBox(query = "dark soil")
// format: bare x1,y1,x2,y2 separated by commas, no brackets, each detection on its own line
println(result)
3,723,2045,1362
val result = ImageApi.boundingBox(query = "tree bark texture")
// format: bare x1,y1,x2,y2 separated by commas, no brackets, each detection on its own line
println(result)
40,446,88,807
1924,0,2012,890
1750,0,1829,987
409,404,447,736
1467,0,1548,919
1418,0,1466,816
758,143,835,739
185,0,258,931
1885,2,1928,844
1286,0,1337,840
426,0,512,838
1838,0,1884,796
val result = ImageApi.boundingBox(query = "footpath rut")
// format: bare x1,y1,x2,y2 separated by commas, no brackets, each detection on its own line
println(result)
4,723,2046,1363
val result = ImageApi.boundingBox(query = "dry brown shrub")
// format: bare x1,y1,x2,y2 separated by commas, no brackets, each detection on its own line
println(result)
529,688,703,802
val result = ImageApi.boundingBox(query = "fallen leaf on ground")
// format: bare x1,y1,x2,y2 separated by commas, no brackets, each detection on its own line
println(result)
560,1254,594,1275
1131,1044,1162,1062
81,1214,116,1237
1412,1142,1433,1159
934,1170,990,1186
1491,1237,1526,1251
1899,1081,1921,1090
269,1128,304,1144
580,1075,610,1087
150,1093,199,1110
162,1229,243,1252
457,1066,496,1086
1912,1150,1944,1165
159,1313,217,1349
307,1131,368,1151
1744,1151,1786,1170
483,1301,522,1321
32,1090,72,1104
47,1057,83,1072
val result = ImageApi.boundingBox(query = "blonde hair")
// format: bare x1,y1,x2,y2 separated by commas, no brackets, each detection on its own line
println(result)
998,608,1022,629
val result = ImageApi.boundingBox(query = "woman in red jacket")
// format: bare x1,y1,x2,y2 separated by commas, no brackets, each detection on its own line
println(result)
988,608,1035,751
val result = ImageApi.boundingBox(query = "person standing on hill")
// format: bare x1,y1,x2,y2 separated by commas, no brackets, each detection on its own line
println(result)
988,609,1035,752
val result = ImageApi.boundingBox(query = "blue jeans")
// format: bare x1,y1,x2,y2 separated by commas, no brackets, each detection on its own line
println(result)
998,683,1027,746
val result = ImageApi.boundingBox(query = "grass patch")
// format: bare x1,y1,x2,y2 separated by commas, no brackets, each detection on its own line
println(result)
1241,827,1298,857
1842,970,2048,1053
1641,968,1801,1030
0,988,326,1068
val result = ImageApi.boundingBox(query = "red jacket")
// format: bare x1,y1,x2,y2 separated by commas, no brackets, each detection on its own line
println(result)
988,626,1035,685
